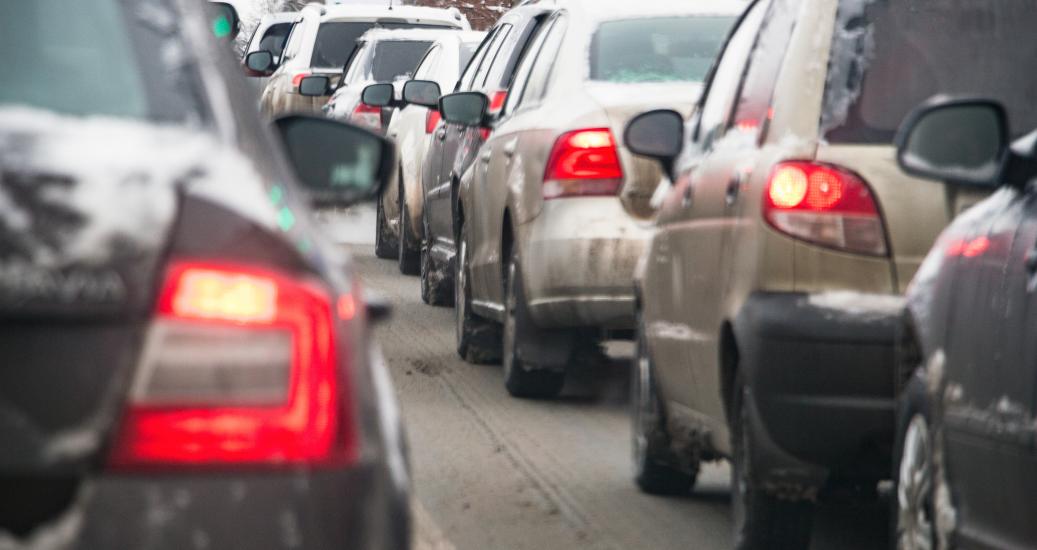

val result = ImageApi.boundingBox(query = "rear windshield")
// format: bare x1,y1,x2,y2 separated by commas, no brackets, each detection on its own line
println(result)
822,0,1037,143
0,0,208,122
311,21,452,69
346,40,433,83
590,16,737,83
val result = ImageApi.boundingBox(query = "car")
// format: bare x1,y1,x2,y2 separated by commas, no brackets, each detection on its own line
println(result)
621,0,1030,547
892,99,1037,548
417,1,557,298
0,1,411,548
438,0,744,398
248,3,469,118
321,28,462,134
360,31,486,277
242,11,300,89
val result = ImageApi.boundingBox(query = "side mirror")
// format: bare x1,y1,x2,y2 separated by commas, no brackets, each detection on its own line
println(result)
439,92,490,128
362,83,396,108
895,97,1009,187
273,115,395,208
403,80,441,109
206,1,241,40
299,76,331,97
624,109,685,178
246,51,276,75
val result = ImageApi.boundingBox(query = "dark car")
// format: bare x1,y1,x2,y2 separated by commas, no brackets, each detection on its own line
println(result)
893,95,1037,550
411,2,555,303
0,1,410,549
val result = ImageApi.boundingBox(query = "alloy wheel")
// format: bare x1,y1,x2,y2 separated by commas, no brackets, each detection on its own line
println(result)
897,415,935,550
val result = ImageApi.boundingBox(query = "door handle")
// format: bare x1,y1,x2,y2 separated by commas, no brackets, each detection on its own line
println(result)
480,149,492,164
436,128,447,141
503,140,518,158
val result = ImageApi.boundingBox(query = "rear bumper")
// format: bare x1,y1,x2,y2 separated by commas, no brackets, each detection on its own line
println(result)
735,292,901,483
522,198,648,330
54,463,408,550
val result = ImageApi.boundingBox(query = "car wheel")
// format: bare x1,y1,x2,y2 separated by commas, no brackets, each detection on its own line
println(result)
501,247,565,399
398,184,420,275
731,372,813,550
454,221,501,364
375,192,396,259
632,314,698,495
893,375,936,550
420,210,452,306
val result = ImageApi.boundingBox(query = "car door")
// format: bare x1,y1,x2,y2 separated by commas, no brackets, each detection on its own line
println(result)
651,0,768,417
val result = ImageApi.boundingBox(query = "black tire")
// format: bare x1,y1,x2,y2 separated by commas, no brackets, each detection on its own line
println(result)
420,210,452,306
375,192,396,259
891,374,936,550
632,314,698,495
501,247,565,399
731,372,814,550
454,220,501,364
397,184,420,275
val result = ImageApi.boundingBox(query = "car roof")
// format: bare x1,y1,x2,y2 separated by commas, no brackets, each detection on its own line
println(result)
319,3,468,26
553,0,748,21
358,27,467,43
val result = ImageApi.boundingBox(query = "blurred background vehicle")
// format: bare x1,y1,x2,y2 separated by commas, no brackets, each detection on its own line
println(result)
361,31,486,277
441,0,743,399
0,1,411,548
894,97,1037,549
623,0,1034,547
250,2,469,117
418,1,556,307
322,28,459,133
242,11,300,91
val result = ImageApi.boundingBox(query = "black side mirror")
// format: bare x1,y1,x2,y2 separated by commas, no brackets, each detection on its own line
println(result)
246,51,276,75
624,109,685,179
895,97,1009,187
299,76,331,97
439,92,490,128
273,115,395,208
362,83,396,108
206,2,241,40
403,80,441,109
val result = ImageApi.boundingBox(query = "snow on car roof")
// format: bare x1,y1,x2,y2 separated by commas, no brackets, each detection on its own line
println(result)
569,0,749,21
357,27,467,43
321,4,469,27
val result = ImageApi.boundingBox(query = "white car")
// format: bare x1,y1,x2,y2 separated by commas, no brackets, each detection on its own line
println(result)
250,3,469,117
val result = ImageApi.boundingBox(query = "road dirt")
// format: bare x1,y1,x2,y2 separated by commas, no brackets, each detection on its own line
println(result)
342,220,889,550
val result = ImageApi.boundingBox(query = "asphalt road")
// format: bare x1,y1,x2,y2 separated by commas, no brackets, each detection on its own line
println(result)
332,207,891,550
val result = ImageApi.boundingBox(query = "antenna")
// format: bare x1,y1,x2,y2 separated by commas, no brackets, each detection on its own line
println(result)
388,0,393,9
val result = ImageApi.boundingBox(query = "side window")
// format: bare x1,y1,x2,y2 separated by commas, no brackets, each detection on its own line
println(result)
730,0,800,135
516,16,567,107
281,16,308,61
459,27,497,91
502,16,556,114
259,23,293,58
694,0,768,148
413,45,442,80
473,25,513,90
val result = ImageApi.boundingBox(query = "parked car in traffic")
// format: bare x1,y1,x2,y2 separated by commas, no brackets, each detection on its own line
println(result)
248,2,469,117
321,28,460,133
243,12,299,78
417,1,557,300
439,0,744,398
361,32,486,276
893,98,1037,548
0,1,410,548
622,0,1028,547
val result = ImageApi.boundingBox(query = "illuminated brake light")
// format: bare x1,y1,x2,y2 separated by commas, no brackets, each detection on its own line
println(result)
763,161,887,256
108,260,358,470
291,72,311,91
425,109,442,134
542,128,624,200
488,90,508,113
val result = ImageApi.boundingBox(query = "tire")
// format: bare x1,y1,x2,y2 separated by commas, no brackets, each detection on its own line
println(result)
375,192,396,259
731,372,814,550
892,375,936,550
501,246,565,399
632,314,698,495
454,220,501,364
398,184,420,275
420,210,452,306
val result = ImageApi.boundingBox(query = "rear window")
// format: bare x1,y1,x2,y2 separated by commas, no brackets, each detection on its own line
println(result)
822,0,1037,143
311,21,452,69
345,40,433,84
590,16,737,83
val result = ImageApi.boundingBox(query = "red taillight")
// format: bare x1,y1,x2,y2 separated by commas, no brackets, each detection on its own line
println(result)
352,102,383,131
763,161,887,256
108,261,358,470
488,90,508,113
425,109,442,134
542,128,624,200
291,72,311,91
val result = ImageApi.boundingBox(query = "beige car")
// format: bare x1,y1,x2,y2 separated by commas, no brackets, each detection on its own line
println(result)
621,0,1008,547
439,0,745,398
249,3,469,118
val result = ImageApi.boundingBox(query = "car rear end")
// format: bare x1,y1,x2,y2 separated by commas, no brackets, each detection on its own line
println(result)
520,4,742,331
735,0,1016,481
